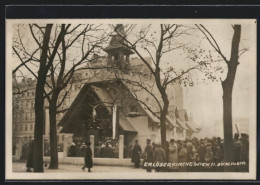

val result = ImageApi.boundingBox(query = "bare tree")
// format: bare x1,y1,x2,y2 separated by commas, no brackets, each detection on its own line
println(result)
12,23,109,170
114,24,208,149
196,24,244,171
13,24,68,172
44,24,108,169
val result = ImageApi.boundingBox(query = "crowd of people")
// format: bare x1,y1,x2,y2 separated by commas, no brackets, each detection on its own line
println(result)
131,134,249,172
68,140,120,158
24,133,248,173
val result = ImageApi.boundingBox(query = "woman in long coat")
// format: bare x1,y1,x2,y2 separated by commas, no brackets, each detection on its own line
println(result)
168,139,178,171
153,143,166,172
131,140,142,168
82,141,93,172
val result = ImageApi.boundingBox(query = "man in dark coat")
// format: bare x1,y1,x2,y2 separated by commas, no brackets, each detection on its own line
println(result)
153,143,166,172
131,140,142,168
82,141,93,172
26,139,34,172
144,139,153,172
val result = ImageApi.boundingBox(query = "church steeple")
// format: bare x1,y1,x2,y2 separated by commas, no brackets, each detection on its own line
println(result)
104,24,134,71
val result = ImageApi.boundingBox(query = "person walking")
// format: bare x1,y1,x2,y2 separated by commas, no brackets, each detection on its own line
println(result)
131,140,142,168
26,139,34,172
168,139,179,172
153,143,166,172
82,141,93,172
144,139,153,172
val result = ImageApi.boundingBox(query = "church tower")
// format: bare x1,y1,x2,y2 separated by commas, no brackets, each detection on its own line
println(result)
104,24,134,71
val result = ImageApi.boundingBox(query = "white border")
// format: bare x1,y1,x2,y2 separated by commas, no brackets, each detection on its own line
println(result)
6,19,257,180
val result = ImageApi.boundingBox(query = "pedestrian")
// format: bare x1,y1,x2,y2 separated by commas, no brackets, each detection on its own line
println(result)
213,144,224,172
197,142,206,162
204,146,214,172
26,139,34,172
178,142,187,172
82,141,93,172
192,152,203,172
144,139,153,172
186,141,193,172
153,143,166,172
168,139,179,172
131,140,142,168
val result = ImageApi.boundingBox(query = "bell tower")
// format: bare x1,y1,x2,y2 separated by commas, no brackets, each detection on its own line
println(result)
104,24,134,71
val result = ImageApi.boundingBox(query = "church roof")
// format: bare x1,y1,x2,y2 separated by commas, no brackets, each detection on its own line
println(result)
59,80,137,133
59,79,197,134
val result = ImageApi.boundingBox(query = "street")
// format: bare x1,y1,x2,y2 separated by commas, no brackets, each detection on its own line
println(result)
13,161,145,173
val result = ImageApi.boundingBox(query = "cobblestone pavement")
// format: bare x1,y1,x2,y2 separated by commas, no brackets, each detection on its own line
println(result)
13,161,146,173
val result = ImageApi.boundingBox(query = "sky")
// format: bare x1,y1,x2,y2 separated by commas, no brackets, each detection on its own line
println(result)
9,19,257,138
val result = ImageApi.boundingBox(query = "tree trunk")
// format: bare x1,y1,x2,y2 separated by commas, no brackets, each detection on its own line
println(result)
160,110,167,150
33,24,53,172
222,25,241,172
160,92,169,150
48,100,59,169
222,84,234,171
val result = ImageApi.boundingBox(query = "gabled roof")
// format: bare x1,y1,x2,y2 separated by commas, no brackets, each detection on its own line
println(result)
59,80,137,133
58,83,92,127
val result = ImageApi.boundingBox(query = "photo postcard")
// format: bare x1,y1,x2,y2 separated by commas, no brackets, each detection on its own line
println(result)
5,18,257,180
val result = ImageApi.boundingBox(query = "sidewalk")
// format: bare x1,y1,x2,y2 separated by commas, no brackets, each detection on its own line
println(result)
13,161,146,173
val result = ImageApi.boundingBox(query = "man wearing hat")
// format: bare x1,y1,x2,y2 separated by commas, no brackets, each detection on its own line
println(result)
144,139,153,172
131,140,142,168
168,139,178,172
